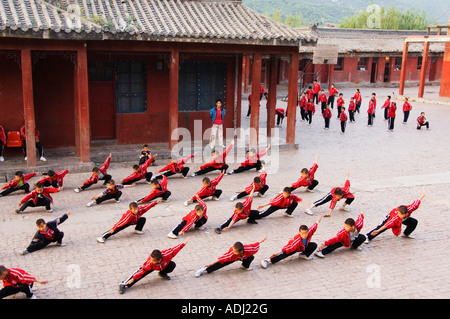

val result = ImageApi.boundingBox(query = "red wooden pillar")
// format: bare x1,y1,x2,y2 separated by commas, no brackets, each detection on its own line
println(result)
267,56,277,137
75,45,91,163
286,51,299,145
243,54,250,94
327,64,334,92
169,49,179,150
21,48,37,168
250,53,262,147
399,42,409,96
418,41,430,98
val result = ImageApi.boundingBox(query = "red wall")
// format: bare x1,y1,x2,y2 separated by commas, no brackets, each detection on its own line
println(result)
439,42,450,97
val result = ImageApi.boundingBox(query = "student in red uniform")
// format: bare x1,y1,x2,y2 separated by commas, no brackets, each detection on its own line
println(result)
119,240,188,294
275,108,286,126
184,172,224,206
19,125,46,162
120,155,156,185
0,171,37,197
195,236,267,277
306,98,315,125
0,265,48,299
323,104,332,129
192,141,233,176
318,89,328,114
304,171,354,217
381,95,391,121
354,88,362,113
261,215,322,268
15,183,60,214
340,106,348,134
336,93,345,119
136,175,171,204
0,125,5,162
306,86,314,103
167,195,207,239
371,92,377,118
96,201,161,243
348,97,356,123
255,187,306,220
87,179,135,207
313,79,321,104
328,84,338,109
215,186,260,234
387,101,397,132
402,98,412,124
74,154,112,192
228,144,270,175
229,165,268,201
18,212,70,255
289,154,319,193
299,92,308,121
38,169,69,190
154,153,196,179
367,97,375,126
416,112,430,130
366,192,425,241
315,213,365,258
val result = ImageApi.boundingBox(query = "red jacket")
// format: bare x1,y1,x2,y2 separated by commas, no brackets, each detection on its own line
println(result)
318,94,327,103
313,83,321,94
37,169,69,187
291,163,318,188
140,176,169,203
240,148,267,167
2,268,35,288
244,170,267,194
82,155,111,186
329,87,338,97
306,102,315,113
181,197,207,233
329,179,354,210
132,243,186,280
381,99,391,109
282,223,318,254
388,103,397,118
19,125,39,141
2,172,37,189
111,202,158,231
20,187,59,204
354,92,362,102
200,144,233,170
367,101,375,114
193,173,224,199
299,97,307,108
160,154,194,174
122,157,154,184
0,125,5,144
269,193,302,208
306,89,314,100
348,101,356,111
231,196,254,222
384,199,421,236
403,102,412,112
340,112,348,122
323,109,332,119
325,213,364,247
217,241,261,264
336,97,344,107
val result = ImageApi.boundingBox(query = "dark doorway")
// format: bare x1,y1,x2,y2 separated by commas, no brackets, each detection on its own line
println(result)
370,60,377,83
384,58,390,83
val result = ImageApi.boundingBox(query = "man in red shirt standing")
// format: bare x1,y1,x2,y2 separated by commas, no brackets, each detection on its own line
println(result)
209,99,226,148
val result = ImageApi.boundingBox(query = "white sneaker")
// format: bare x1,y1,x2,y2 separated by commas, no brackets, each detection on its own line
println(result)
261,259,269,269
133,230,144,235
402,233,415,239
284,212,294,218
314,250,325,258
354,246,363,251
298,253,311,260
364,237,370,244
183,201,189,207
56,243,66,247
257,192,265,198
304,208,313,215
87,201,96,207
305,188,314,193
211,197,220,201
241,265,253,271
339,205,350,212
191,173,197,177
40,156,47,162
96,237,105,243
229,195,238,201
167,232,177,239
227,170,234,175
0,156,4,162
30,295,37,299
195,267,207,278
18,249,28,255
115,199,121,203
46,209,53,213
74,188,81,193
24,156,27,161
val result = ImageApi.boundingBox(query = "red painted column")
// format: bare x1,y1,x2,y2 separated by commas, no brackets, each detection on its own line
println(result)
418,41,430,98
439,19,450,97
286,51,299,145
20,49,37,168
327,64,334,92
399,41,409,96
267,56,277,137
243,54,250,94
169,49,179,150
75,45,91,163
250,53,262,147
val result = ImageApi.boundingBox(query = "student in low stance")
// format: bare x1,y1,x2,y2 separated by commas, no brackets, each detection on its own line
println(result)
18,212,70,255
120,155,156,185
38,169,69,189
15,183,60,214
87,179,135,207
229,165,268,201
0,171,37,197
0,266,48,299
136,175,171,204
167,195,207,239
119,240,188,294
288,154,319,193
416,112,430,130
228,145,270,175
255,187,305,220
192,141,233,177
184,172,224,206
74,154,112,192
154,153,196,179
195,236,266,277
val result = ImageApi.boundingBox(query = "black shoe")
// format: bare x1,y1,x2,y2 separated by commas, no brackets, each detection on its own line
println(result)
159,273,171,281
214,227,222,234
118,284,126,294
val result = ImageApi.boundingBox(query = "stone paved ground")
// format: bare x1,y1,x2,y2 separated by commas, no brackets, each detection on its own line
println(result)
1,85,449,300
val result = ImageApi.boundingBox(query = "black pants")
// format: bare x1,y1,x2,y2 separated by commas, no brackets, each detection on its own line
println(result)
289,180,318,193
270,242,318,264
194,164,228,176
96,191,122,204
256,202,298,220
366,215,418,241
349,110,355,122
322,234,366,255
0,140,4,157
307,110,313,124
163,167,189,178
172,217,207,236
417,122,429,130
233,161,262,174
26,232,64,253
81,174,112,190
313,93,319,104
368,114,374,126
236,185,269,199
324,118,330,128
22,141,43,158
0,283,34,299
321,102,327,114
313,193,354,208
206,255,254,274
124,261,176,288
341,121,346,133
123,172,153,185
384,108,389,120
337,106,342,118
300,108,309,121
388,117,395,130
403,111,410,123
0,184,30,197
220,210,260,229
328,96,335,109
101,217,146,240
356,102,361,113
193,190,222,202
19,197,52,212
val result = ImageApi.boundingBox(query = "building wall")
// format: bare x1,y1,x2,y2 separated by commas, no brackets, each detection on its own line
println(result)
439,42,450,97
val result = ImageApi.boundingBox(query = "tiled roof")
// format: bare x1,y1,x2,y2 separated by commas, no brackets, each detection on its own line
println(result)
0,0,308,46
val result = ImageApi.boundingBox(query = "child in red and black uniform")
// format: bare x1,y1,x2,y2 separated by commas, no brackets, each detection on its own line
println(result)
387,101,397,132
275,108,286,126
288,155,319,193
167,195,207,239
15,183,60,214
261,215,322,268
381,95,391,121
74,154,112,192
96,201,161,243
255,187,305,220
0,171,37,197
318,90,328,114
366,192,425,241
313,80,321,104
184,172,224,206
195,237,266,277
87,179,135,207
340,107,348,133
0,266,47,299
19,125,46,161
416,112,430,130
354,88,362,113
348,97,356,122
315,213,365,258
229,166,268,201
304,172,354,217
18,212,70,255
402,98,412,124
367,97,375,126
299,92,308,121
228,144,270,175
306,98,315,125
38,169,69,189
323,104,332,129
328,84,338,109
120,155,156,185
336,93,344,119
119,241,188,294
154,153,196,179
136,175,171,204
192,141,233,176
